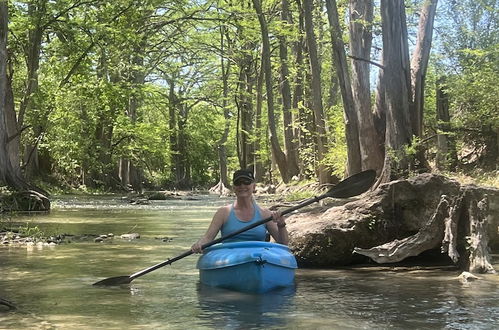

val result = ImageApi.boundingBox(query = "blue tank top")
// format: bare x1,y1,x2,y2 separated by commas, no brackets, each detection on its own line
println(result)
220,202,267,242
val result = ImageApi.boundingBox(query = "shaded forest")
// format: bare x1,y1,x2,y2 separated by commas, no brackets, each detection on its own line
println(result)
0,0,497,197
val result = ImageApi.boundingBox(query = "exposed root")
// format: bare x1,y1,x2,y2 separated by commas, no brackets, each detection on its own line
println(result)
353,195,449,263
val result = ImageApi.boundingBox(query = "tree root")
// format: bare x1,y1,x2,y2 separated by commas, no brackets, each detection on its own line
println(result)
353,195,449,263
354,188,496,274
209,181,231,196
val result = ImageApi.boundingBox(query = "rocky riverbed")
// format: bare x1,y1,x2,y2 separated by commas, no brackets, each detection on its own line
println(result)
0,230,170,247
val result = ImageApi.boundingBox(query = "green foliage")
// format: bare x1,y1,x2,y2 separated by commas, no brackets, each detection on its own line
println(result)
324,105,348,178
17,223,45,241
434,0,498,169
284,190,315,202
3,0,497,193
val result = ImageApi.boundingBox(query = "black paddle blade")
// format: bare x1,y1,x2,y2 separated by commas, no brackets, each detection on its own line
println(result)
327,169,376,198
93,275,132,286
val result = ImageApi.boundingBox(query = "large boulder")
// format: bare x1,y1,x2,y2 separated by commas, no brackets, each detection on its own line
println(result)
287,173,498,273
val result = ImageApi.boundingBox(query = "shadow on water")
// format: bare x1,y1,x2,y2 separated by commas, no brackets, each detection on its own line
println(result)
196,283,295,329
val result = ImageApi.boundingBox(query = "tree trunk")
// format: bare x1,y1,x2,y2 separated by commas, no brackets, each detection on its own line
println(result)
378,0,412,183
292,0,308,178
348,0,384,173
241,65,255,169
254,52,265,182
279,0,300,179
410,0,438,138
303,0,330,184
5,72,21,178
177,108,191,188
435,77,457,171
0,2,29,191
19,1,48,179
121,48,146,192
325,0,362,176
252,0,290,183
216,23,230,190
168,78,181,186
373,62,386,151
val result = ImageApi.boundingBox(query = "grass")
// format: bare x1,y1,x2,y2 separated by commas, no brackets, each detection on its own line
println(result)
445,170,499,188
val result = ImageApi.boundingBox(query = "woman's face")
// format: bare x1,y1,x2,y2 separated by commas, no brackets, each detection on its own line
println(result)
233,179,254,196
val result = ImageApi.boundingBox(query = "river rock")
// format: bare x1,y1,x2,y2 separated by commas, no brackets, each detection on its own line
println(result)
120,233,140,240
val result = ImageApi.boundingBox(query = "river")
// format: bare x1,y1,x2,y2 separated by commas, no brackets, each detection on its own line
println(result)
1,195,498,329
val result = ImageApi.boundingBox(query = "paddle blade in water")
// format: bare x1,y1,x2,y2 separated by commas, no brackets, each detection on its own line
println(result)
93,275,132,286
327,169,376,198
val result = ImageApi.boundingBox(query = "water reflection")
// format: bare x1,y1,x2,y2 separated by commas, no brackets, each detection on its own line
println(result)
196,283,295,329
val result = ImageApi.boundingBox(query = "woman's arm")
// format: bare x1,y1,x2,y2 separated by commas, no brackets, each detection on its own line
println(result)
263,208,289,245
191,205,229,253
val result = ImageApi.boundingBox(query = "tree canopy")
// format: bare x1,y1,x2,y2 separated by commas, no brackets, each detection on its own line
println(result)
0,0,497,193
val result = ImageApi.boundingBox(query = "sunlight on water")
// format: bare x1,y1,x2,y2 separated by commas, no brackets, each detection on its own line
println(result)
1,195,498,329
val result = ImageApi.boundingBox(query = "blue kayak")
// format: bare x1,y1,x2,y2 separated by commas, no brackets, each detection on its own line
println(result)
196,241,297,293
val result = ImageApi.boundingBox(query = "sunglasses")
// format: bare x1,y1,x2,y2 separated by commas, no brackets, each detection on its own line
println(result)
234,179,253,186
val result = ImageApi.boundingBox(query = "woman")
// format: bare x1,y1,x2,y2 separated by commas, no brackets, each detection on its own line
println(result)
191,169,288,253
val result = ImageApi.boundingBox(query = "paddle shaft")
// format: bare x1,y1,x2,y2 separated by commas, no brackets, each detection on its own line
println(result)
129,194,325,280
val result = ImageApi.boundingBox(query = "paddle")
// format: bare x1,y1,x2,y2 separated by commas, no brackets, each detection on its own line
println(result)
93,169,376,286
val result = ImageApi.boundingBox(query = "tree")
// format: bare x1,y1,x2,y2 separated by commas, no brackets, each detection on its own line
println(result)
325,0,361,176
410,0,438,137
377,0,413,183
0,1,28,190
252,0,290,183
278,0,300,179
348,0,383,173
436,0,499,170
303,0,330,184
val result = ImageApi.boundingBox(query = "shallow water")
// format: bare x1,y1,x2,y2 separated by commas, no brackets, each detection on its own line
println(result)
1,195,498,329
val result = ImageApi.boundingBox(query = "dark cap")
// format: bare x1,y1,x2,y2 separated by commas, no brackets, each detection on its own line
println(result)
232,169,255,184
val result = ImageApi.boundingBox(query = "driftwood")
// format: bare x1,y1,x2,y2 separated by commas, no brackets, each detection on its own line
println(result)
287,173,498,274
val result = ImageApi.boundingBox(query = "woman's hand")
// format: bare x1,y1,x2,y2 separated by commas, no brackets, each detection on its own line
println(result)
191,240,204,254
271,211,286,228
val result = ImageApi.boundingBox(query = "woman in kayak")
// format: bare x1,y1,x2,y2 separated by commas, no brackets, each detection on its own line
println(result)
191,169,288,253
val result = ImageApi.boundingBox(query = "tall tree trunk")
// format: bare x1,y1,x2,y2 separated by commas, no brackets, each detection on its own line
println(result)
303,0,330,184
0,2,28,190
292,0,308,178
217,23,230,189
168,78,180,186
252,0,290,183
254,51,265,182
241,65,255,169
410,0,438,137
177,105,191,188
325,0,362,176
435,77,457,171
378,0,413,183
20,0,47,179
279,0,300,179
348,0,383,173
5,72,21,178
124,49,146,192
373,62,386,150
